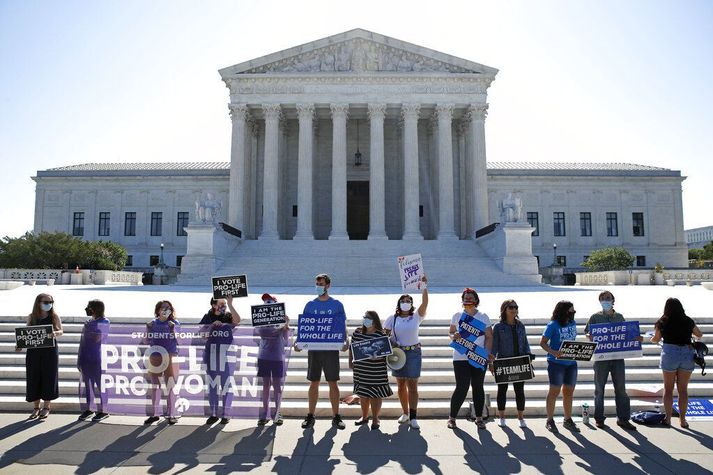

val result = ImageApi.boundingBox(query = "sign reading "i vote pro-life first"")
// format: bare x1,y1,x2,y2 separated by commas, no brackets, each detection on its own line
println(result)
589,321,642,361
211,275,248,299
15,325,55,349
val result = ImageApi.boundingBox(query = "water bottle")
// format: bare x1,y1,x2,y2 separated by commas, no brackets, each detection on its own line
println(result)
582,403,590,424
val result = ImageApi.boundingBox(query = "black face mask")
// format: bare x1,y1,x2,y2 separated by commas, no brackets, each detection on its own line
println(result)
85,309,93,317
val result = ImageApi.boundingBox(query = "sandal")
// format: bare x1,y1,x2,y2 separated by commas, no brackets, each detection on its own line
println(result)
447,418,457,429
475,419,486,430
29,408,40,419
680,420,690,429
38,407,50,419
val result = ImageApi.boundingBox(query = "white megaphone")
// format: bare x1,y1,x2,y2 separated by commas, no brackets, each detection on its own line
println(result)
387,347,407,371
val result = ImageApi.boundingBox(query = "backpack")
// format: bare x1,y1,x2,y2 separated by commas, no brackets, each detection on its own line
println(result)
631,411,667,425
693,341,708,376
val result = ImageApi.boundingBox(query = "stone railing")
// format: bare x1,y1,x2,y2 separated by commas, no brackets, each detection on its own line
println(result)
575,269,713,286
0,269,143,286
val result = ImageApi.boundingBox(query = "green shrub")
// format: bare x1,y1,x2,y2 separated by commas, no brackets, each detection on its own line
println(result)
581,247,635,271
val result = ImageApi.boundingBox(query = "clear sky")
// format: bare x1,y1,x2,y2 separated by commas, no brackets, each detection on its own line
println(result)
1,0,711,239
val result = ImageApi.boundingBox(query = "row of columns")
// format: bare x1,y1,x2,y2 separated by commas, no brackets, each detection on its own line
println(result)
228,102,489,240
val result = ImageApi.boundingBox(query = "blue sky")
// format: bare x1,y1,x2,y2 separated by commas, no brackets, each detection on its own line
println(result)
1,0,711,238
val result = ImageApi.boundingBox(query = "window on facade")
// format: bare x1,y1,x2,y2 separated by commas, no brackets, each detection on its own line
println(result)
149,255,159,266
98,212,110,236
150,212,163,236
553,212,566,237
72,212,85,236
580,212,592,237
124,212,136,236
606,212,618,237
636,255,646,267
176,255,184,266
292,205,298,217
527,212,539,236
419,205,424,218
555,256,567,267
176,212,189,236
126,255,133,267
632,212,645,236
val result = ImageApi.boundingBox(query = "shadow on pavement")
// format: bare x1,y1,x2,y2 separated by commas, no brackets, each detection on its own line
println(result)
272,426,340,474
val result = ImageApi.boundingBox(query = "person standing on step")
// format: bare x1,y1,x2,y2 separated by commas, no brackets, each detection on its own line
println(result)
490,299,530,429
384,275,429,430
349,310,393,430
297,274,348,430
144,300,181,425
541,300,579,434
77,299,111,422
200,295,240,425
585,290,640,431
447,288,492,430
17,293,63,420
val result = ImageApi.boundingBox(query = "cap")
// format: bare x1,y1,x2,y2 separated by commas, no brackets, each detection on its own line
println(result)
261,293,277,302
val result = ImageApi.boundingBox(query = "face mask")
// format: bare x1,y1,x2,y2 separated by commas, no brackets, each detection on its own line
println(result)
363,318,373,328
265,299,276,305
41,303,53,312
217,306,227,314
161,309,171,319
463,301,476,308
85,308,93,317
601,301,613,311
315,285,326,296
399,302,411,312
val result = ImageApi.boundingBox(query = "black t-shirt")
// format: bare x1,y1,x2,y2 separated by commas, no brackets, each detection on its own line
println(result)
657,315,695,345
199,310,233,325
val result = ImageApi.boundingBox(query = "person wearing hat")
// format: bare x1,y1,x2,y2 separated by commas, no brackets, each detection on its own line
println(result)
199,296,240,425
255,293,290,426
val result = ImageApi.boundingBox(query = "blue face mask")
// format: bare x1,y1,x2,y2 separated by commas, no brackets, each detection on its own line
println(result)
601,301,613,311
316,285,326,296
363,318,373,328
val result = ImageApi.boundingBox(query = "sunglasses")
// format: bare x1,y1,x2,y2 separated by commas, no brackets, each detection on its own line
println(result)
41,301,54,304
568,310,577,315
507,305,519,310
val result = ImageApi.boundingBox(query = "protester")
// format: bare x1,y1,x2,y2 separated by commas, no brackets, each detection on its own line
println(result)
144,300,180,425
77,299,110,422
297,274,348,429
490,299,530,428
540,300,579,433
584,291,639,430
255,293,290,426
16,293,63,419
348,310,393,430
384,275,429,430
447,288,491,430
200,296,240,425
651,297,703,428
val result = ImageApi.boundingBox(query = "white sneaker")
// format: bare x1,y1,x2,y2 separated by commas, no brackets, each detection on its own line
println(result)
410,418,420,430
498,417,506,427
397,413,409,424
519,419,527,428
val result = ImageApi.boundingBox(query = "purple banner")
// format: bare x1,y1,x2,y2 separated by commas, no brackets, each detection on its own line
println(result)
78,322,292,419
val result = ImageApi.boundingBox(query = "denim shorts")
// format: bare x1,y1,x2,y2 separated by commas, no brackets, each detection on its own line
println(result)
660,343,695,372
547,361,578,387
392,347,422,379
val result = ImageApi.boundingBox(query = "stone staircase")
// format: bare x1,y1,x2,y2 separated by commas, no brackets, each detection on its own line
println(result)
178,238,542,287
1,316,711,419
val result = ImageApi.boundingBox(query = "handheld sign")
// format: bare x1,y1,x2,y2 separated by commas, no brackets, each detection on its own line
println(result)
351,336,393,362
493,355,534,384
457,313,487,342
397,254,425,292
15,325,55,349
212,275,248,299
251,303,287,327
296,313,346,350
589,321,642,361
450,336,490,370
557,341,598,361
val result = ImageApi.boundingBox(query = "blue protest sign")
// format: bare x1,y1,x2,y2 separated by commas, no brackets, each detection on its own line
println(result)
296,313,346,350
674,399,713,417
450,338,490,370
589,321,642,361
457,313,487,342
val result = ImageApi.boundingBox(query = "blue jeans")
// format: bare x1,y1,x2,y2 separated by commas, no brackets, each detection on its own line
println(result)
593,359,630,422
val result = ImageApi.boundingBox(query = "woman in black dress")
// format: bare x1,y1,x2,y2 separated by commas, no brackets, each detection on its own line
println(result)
20,293,63,419
348,311,393,430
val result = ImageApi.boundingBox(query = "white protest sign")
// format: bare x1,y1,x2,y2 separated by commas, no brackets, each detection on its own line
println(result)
397,253,424,292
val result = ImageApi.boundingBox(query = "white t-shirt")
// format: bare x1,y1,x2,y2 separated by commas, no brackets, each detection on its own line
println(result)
451,311,491,361
384,310,424,347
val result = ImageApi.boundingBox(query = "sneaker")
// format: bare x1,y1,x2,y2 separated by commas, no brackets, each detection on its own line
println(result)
475,419,486,430
144,416,160,425
595,420,606,429
498,417,506,427
206,416,219,425
447,418,457,429
167,417,178,425
91,412,109,422
273,412,283,426
78,410,94,421
397,413,409,424
220,417,230,425
410,418,420,430
617,420,637,431
518,419,527,429
563,418,580,433
332,414,346,430
354,417,370,426
302,414,315,429
546,419,558,433
257,418,269,426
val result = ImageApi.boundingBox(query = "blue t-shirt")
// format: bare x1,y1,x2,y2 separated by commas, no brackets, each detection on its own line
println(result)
543,320,577,366
78,317,110,368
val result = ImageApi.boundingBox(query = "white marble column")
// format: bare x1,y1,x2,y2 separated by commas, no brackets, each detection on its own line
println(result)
294,103,315,240
228,103,248,232
468,103,489,236
260,104,281,240
368,103,387,240
401,103,422,240
329,103,349,240
436,104,457,240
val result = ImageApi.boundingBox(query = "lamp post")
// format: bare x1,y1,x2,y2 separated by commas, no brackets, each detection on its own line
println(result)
160,243,165,266
553,243,557,266
354,119,362,166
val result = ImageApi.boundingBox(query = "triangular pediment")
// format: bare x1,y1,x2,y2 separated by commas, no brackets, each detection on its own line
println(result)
219,29,498,77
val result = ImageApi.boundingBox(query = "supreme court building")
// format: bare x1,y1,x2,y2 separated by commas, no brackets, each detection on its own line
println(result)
32,29,689,286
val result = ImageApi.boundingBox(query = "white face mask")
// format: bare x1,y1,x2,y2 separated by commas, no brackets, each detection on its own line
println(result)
600,301,613,311
41,303,53,312
363,318,373,328
316,285,327,296
399,302,412,312
160,309,171,319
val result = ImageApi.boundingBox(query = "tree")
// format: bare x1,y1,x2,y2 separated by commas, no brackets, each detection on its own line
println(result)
581,247,635,271
0,232,128,270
